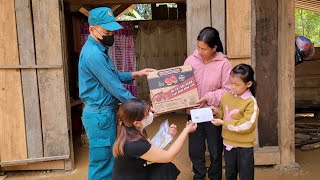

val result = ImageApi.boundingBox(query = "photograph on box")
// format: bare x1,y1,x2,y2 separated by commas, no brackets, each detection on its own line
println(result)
147,65,199,114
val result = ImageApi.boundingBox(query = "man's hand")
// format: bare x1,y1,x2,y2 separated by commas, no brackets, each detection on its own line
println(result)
132,68,156,78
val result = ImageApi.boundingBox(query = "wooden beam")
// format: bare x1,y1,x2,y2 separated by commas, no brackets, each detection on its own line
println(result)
69,0,185,5
255,0,279,146
0,160,65,171
296,5,320,14
115,5,133,18
79,7,89,16
186,0,211,55
278,0,295,166
0,155,69,166
0,65,63,69
15,0,44,159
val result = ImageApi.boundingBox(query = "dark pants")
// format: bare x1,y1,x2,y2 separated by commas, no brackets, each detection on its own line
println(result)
224,147,254,180
189,117,223,180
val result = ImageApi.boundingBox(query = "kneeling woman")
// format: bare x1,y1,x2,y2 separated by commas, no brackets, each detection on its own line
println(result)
112,98,197,180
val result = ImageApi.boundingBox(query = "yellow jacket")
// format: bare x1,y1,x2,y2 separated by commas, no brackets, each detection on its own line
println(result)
216,90,259,147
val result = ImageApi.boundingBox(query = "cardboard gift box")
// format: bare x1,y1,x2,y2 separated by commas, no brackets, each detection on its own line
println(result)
147,65,199,114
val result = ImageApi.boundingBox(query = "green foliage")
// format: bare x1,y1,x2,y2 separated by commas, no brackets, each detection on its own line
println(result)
295,8,320,47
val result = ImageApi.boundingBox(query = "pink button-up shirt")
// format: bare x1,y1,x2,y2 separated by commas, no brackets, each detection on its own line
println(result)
184,50,232,107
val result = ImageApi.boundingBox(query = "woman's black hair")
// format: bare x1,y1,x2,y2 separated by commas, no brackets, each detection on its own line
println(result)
197,27,224,53
113,98,150,157
231,64,257,97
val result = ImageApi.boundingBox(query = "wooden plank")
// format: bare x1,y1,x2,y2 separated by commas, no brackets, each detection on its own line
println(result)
69,0,185,5
296,74,320,88
79,7,89,17
296,87,320,108
296,61,320,76
228,59,251,67
32,0,70,157
0,65,62,69
0,155,69,166
186,0,211,55
255,0,279,146
59,0,75,170
226,0,251,57
15,0,43,159
211,0,225,52
254,146,280,165
0,160,65,171
0,0,27,162
278,0,295,165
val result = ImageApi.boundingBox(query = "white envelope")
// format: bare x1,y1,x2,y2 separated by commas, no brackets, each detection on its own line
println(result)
190,107,214,123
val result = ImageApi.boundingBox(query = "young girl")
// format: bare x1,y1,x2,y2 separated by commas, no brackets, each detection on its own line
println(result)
184,27,231,180
112,98,197,180
211,64,259,180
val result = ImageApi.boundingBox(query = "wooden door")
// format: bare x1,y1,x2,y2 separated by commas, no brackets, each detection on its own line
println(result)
0,0,72,170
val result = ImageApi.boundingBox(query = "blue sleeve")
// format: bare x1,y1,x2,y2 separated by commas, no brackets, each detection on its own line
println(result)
86,54,135,102
114,70,133,84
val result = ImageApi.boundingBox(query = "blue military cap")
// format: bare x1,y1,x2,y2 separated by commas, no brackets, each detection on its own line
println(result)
88,7,123,31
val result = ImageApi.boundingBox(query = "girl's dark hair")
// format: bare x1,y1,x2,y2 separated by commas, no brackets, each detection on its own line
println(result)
113,98,150,157
197,27,224,53
231,64,257,97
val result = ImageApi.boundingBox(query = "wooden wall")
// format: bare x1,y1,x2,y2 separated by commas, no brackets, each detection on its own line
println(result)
0,0,71,169
296,48,320,110
186,0,211,55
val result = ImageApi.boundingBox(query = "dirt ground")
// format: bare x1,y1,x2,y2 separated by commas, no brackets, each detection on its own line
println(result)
2,112,320,180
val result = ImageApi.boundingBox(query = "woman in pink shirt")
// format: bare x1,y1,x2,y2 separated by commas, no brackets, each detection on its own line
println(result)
184,27,231,180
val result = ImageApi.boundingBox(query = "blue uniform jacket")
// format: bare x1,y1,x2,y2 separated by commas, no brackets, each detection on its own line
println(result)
79,35,135,113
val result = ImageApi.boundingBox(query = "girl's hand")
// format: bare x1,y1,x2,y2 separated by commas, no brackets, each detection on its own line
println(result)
210,106,218,115
185,120,197,133
168,124,177,136
195,96,207,108
211,118,224,126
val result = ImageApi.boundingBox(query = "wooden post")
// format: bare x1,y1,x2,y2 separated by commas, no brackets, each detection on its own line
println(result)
278,0,295,166
255,0,279,146
186,0,211,55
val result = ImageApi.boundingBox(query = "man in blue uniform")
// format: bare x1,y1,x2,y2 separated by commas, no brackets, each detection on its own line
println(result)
79,7,153,180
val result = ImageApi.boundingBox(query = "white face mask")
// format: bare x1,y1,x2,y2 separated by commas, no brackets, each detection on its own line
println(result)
141,111,154,129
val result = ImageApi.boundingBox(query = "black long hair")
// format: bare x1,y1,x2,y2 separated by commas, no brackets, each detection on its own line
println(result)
197,27,224,53
113,98,150,157
231,64,257,97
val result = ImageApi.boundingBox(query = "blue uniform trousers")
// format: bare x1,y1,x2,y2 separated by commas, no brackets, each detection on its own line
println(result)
82,110,117,180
